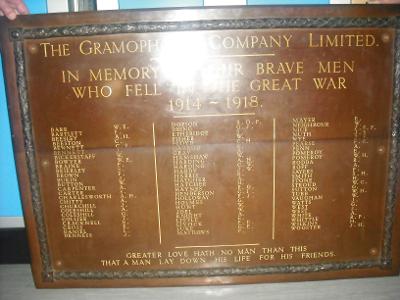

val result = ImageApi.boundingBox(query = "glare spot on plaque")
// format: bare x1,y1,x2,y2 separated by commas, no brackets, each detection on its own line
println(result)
203,287,234,297
156,33,208,91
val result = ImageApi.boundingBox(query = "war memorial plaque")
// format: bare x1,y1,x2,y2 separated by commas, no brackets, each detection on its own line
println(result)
0,5,400,288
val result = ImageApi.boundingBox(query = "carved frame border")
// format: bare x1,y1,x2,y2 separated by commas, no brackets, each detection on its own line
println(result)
9,15,400,281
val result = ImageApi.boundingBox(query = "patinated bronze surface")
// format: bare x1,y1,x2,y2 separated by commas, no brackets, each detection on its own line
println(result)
0,5,400,288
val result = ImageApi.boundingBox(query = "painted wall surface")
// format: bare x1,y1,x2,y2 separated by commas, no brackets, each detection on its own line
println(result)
248,0,329,4
25,0,47,14
120,0,331,8
0,0,47,217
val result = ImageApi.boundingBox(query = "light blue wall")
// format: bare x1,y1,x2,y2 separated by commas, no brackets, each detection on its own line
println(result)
120,0,330,7
0,53,21,216
25,0,47,14
248,0,329,4
0,0,47,217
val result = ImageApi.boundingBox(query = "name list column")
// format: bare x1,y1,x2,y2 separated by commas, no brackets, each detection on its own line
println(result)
291,118,328,231
51,127,111,238
171,121,215,236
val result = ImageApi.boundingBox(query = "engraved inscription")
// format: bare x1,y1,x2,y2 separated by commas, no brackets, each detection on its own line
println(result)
171,121,214,236
350,116,375,229
236,119,258,234
17,23,396,281
291,118,328,231
113,124,134,237
51,127,108,238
